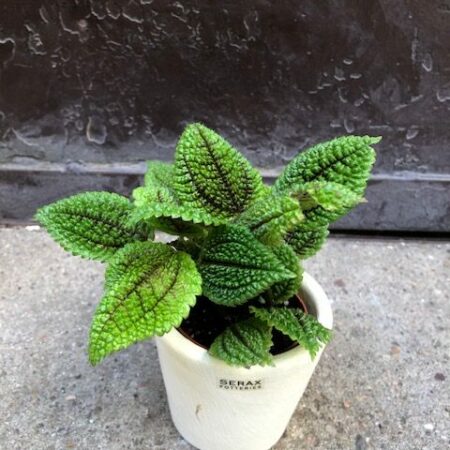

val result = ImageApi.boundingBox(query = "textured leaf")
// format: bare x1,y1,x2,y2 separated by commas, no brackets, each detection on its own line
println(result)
36,192,151,262
174,123,264,221
274,135,379,196
209,318,273,367
295,181,363,229
89,242,201,365
143,161,174,194
250,307,332,358
132,162,177,215
132,162,224,228
130,201,221,228
234,194,303,245
131,204,208,237
297,181,363,212
285,226,329,259
131,161,176,209
198,225,296,306
267,244,303,304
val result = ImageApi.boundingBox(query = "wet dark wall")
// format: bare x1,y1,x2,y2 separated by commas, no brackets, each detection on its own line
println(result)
0,1,449,230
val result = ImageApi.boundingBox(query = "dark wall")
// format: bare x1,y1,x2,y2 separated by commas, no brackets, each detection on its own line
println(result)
0,1,449,230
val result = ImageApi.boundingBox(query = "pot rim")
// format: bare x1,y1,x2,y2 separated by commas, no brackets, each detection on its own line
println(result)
157,272,333,370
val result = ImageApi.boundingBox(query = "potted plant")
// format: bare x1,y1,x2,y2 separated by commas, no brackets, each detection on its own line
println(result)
36,123,380,450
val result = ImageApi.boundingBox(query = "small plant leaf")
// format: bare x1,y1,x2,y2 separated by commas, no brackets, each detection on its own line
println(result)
294,181,364,229
132,161,224,229
234,194,303,245
173,123,265,221
133,161,176,209
274,135,379,196
285,226,329,259
35,192,151,262
143,161,175,194
89,241,201,365
250,307,332,358
130,201,222,228
297,181,363,212
209,318,273,367
198,225,296,306
267,244,303,304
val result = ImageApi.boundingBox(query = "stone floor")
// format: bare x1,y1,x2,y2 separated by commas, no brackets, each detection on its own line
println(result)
0,227,449,450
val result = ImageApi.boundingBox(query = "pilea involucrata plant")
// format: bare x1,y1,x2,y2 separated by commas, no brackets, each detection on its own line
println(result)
36,124,380,368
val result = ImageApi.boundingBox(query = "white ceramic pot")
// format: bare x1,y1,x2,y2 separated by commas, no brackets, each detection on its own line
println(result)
155,272,333,450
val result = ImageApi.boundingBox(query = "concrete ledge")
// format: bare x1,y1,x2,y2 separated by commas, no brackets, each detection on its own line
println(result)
1,163,449,232
0,228,449,449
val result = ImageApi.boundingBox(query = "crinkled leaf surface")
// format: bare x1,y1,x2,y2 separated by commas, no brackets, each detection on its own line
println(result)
285,226,329,259
295,181,364,229
130,201,221,228
267,244,303,304
89,242,201,365
297,181,363,212
250,307,331,358
133,162,175,209
143,161,175,194
198,225,296,306
234,194,303,245
209,318,273,367
132,161,224,227
274,136,379,196
173,123,264,221
35,192,150,262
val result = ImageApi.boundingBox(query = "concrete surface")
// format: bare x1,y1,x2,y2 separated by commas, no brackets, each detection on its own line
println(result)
0,227,449,450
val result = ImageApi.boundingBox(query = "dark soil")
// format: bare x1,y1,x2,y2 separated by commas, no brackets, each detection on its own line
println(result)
178,295,307,355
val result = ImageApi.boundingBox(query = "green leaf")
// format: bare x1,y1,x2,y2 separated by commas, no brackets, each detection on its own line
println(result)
132,162,177,212
130,201,221,228
209,318,273,367
295,181,364,229
173,123,265,221
234,194,303,245
35,192,151,262
198,225,296,306
285,226,329,259
267,244,303,304
250,307,332,358
89,241,201,365
143,161,174,194
274,135,379,196
132,161,225,228
132,161,176,208
131,204,208,237
297,181,363,212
